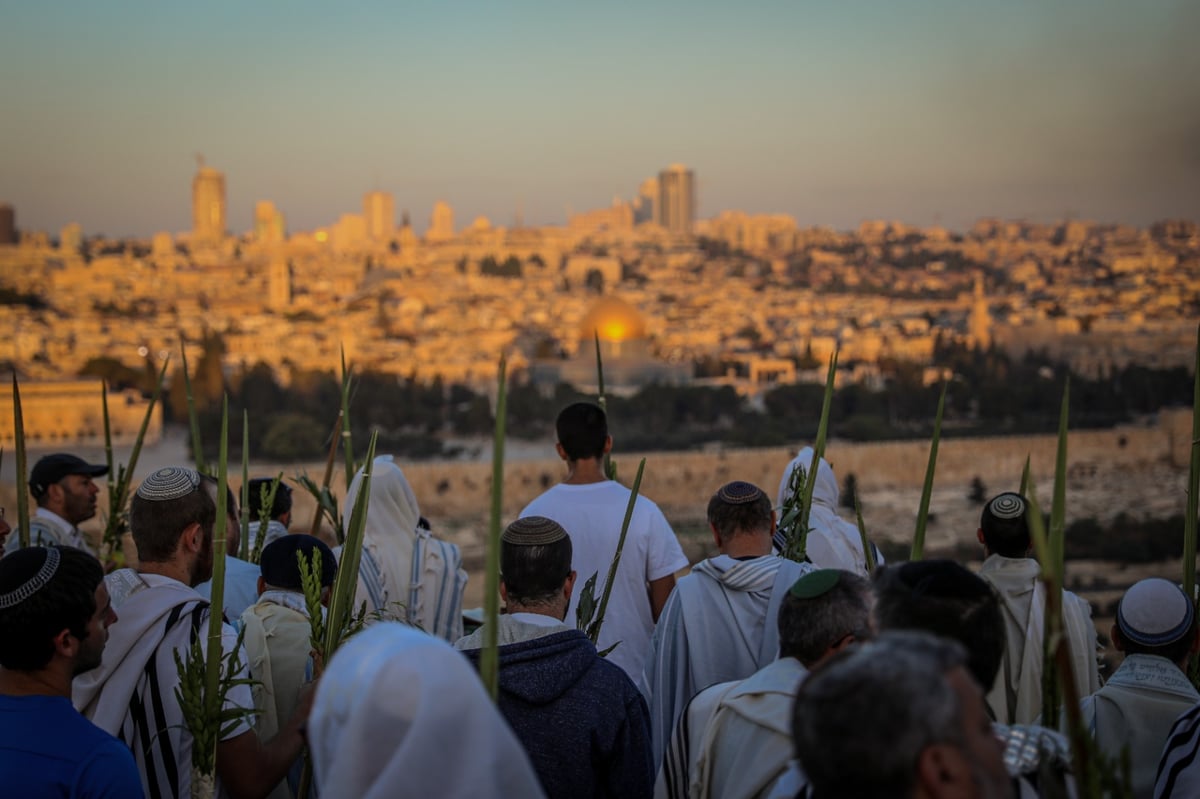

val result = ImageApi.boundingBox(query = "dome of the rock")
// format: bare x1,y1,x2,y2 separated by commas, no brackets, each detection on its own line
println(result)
579,297,647,343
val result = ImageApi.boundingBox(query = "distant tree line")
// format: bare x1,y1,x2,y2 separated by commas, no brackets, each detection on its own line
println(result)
74,335,1195,462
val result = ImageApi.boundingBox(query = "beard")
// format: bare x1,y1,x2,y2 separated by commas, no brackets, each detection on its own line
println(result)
73,634,105,676
189,528,216,587
64,489,97,525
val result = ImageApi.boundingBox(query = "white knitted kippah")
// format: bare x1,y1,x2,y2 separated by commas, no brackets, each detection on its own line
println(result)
0,547,61,608
1117,578,1194,647
136,466,202,501
987,493,1026,520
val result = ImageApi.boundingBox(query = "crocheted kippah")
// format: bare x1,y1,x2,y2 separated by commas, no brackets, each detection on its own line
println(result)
0,547,61,609
1117,578,1195,647
987,493,1025,520
715,481,765,505
789,569,841,600
136,467,202,501
502,516,567,546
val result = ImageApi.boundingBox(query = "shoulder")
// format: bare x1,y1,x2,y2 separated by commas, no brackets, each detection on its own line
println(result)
75,726,143,798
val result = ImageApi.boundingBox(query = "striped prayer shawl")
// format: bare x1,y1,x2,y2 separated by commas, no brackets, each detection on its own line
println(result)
74,572,255,799
120,599,209,799
1155,702,1200,798
357,532,466,641
410,533,466,642
645,555,812,769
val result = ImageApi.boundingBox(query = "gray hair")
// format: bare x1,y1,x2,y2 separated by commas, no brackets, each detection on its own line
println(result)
778,570,873,666
792,631,968,799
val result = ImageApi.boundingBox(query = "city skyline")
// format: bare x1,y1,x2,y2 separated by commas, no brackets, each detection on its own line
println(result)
2,0,1198,237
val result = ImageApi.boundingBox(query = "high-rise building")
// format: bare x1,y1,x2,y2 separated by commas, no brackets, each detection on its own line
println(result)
192,162,226,245
59,223,83,254
633,177,658,225
425,200,455,242
254,201,286,244
0,204,15,245
656,164,695,234
363,191,396,242
269,257,292,310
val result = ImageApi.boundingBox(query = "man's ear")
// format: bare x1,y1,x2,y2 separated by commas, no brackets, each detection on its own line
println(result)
915,742,974,799
563,570,577,603
499,581,509,605
52,627,79,660
1111,624,1124,653
554,442,569,463
770,509,778,536
976,528,986,546
710,522,722,549
257,576,266,597
602,435,613,455
181,522,205,557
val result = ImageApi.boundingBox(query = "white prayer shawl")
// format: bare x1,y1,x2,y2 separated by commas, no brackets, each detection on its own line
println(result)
980,554,1099,725
73,570,254,799
645,555,813,769
693,657,808,799
343,456,420,618
1153,701,1200,799
764,762,809,799
774,448,879,576
240,591,314,799
309,622,546,799
4,506,95,556
1082,655,1200,799
655,680,738,799
246,519,290,552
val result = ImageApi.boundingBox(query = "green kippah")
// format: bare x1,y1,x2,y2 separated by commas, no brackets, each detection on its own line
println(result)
789,569,841,599
503,516,567,546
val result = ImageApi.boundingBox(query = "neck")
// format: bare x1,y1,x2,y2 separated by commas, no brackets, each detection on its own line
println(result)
138,559,196,587
0,666,72,699
721,532,772,560
508,601,567,621
562,458,607,485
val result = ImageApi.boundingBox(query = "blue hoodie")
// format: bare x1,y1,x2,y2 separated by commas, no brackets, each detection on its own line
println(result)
460,623,654,799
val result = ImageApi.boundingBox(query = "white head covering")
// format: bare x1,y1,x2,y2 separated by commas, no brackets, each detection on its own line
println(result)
309,623,546,799
776,447,872,575
342,455,421,614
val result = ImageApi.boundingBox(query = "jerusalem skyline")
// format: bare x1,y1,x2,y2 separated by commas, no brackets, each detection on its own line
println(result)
2,1,1198,237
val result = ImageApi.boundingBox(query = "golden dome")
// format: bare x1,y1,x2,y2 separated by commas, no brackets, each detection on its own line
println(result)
579,297,647,343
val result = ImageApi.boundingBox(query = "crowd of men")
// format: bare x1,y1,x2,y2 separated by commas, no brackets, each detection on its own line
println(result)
1,400,1199,798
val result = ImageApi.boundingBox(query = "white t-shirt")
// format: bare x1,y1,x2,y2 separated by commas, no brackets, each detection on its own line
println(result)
521,480,688,692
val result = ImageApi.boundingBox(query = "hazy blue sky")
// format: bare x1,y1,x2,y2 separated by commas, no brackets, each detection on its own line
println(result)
1,0,1197,237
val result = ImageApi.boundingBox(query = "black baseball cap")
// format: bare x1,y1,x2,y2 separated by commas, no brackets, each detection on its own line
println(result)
29,454,108,498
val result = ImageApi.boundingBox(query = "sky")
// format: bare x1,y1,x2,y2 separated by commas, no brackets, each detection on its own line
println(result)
1,0,1197,237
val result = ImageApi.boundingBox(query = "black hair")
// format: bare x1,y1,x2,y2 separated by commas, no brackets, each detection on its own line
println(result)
248,478,292,520
0,547,103,671
129,480,216,562
873,559,1006,690
555,402,608,462
980,492,1031,558
501,536,574,607
706,490,773,543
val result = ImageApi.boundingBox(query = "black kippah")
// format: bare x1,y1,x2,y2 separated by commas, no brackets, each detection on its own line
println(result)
260,534,338,590
716,481,765,505
896,560,991,600
503,516,567,546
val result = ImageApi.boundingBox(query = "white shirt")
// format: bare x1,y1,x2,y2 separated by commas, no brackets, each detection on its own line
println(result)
521,480,688,693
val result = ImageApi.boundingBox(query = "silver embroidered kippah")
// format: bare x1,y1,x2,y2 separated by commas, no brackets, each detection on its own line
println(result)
503,516,567,546
987,493,1026,520
716,481,766,505
136,466,202,501
0,547,61,608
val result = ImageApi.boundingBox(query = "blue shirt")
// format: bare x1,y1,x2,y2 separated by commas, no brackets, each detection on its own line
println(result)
0,694,144,798
196,554,262,622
